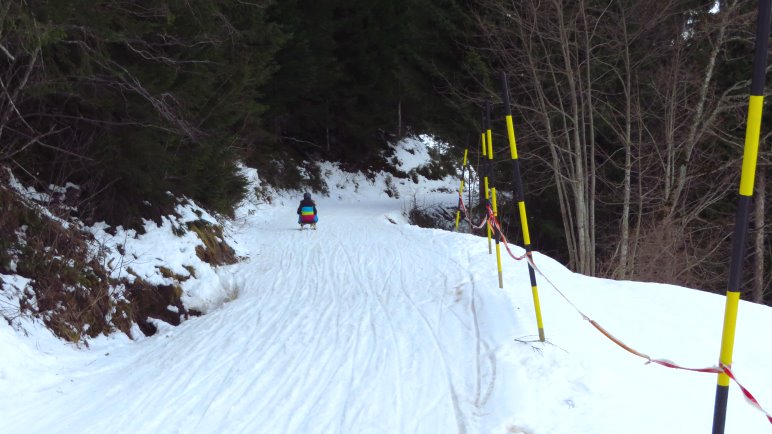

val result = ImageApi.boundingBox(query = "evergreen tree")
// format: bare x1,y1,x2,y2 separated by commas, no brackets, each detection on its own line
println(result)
264,0,485,168
3,1,283,227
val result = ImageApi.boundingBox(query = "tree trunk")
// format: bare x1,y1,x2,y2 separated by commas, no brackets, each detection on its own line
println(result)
555,0,592,275
752,168,765,303
581,0,596,276
618,8,633,279
397,99,402,138
668,3,731,216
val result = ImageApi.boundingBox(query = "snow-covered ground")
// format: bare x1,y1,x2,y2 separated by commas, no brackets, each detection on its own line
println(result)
1,137,771,433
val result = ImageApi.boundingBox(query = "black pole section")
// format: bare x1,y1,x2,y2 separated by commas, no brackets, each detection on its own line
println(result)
483,102,494,254
468,134,473,225
487,99,505,287
479,110,487,209
712,1,771,432
486,100,495,188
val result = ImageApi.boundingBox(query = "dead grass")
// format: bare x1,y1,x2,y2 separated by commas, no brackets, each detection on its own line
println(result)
0,180,133,344
187,220,238,266
1,169,240,343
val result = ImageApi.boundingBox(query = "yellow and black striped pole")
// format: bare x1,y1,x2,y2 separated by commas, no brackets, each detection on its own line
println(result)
491,188,504,288
487,101,504,288
454,148,469,231
481,111,492,254
713,2,771,432
500,72,545,341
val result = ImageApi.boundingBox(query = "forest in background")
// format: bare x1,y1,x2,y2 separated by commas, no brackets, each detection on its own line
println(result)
1,0,770,308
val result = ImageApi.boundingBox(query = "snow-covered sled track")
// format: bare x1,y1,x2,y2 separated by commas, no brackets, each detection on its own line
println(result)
229,203,489,433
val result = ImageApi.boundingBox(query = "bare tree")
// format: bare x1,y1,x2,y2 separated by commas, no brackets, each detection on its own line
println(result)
476,0,764,293
476,0,599,274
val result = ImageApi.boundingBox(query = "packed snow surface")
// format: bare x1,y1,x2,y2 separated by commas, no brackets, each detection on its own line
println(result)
1,137,771,433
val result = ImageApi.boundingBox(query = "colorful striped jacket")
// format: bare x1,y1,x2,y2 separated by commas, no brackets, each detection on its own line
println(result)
297,199,318,223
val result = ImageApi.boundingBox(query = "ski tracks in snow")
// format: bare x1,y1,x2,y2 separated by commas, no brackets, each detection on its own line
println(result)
233,202,497,433
3,200,504,434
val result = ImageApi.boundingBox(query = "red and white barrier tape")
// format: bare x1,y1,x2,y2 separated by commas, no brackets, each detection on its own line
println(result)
722,364,772,424
456,194,490,230
552,269,772,425
484,205,527,261
488,218,772,425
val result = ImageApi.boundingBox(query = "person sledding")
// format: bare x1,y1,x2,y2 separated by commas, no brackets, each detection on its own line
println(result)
297,192,318,229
